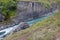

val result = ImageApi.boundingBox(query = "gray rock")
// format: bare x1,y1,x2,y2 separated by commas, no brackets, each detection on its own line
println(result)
0,14,4,22
13,22,30,32
17,1,58,22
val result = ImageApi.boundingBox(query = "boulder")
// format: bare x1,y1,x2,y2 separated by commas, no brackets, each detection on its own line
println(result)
13,22,30,32
20,22,30,29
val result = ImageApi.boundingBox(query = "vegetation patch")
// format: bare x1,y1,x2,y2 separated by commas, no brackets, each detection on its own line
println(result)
0,0,17,22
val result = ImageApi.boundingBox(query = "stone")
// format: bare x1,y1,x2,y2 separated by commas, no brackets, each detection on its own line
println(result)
20,22,30,29
13,22,30,32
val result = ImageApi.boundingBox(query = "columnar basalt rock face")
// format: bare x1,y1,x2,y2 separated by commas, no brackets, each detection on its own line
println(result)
17,1,58,22
12,1,59,25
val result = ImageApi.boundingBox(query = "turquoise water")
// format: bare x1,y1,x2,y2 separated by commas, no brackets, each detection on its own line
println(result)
27,16,48,25
0,31,5,35
27,15,52,25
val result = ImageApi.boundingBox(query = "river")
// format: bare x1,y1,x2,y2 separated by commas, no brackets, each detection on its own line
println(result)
0,9,59,38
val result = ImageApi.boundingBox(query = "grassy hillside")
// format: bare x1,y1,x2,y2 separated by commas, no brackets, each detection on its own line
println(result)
4,11,60,40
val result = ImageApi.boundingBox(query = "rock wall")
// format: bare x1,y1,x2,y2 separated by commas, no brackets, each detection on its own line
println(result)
17,1,58,22
0,1,59,32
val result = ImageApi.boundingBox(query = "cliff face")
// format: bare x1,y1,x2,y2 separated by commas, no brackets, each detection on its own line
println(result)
17,1,58,22
0,1,58,30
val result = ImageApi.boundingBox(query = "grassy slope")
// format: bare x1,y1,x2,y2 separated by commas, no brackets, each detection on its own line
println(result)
4,11,60,40
28,11,60,40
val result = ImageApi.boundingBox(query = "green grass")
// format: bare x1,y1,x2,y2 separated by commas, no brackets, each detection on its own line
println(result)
4,11,60,40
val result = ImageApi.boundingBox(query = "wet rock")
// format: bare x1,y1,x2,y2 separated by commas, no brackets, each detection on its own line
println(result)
13,22,30,32
0,21,17,31
20,22,30,29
